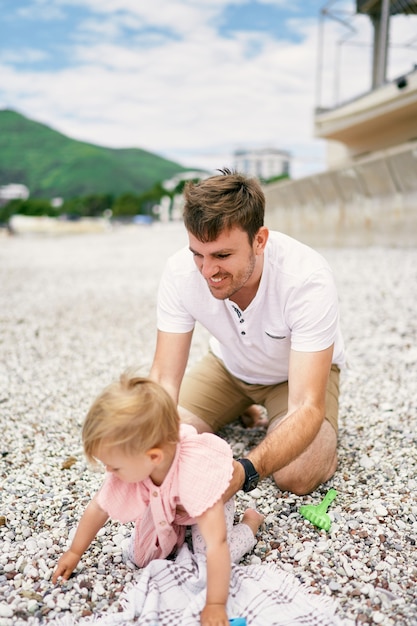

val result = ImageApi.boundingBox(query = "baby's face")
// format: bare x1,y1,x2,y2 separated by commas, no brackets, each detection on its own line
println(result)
96,446,154,483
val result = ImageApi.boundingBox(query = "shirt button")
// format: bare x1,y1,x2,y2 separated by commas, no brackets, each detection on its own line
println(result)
241,331,246,335
240,319,245,323
160,521,166,526
152,491,158,497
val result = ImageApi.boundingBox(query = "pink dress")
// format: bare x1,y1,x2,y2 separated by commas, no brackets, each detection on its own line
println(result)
96,424,234,567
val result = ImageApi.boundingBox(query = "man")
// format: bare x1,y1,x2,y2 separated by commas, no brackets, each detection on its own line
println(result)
150,169,345,497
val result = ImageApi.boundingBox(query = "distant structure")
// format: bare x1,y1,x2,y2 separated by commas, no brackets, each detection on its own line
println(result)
263,0,417,246
160,170,211,221
0,183,29,206
234,148,291,180
314,0,417,167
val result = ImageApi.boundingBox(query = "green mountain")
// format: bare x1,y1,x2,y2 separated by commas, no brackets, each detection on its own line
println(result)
0,109,190,199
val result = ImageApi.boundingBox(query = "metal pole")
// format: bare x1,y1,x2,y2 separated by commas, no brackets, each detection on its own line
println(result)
315,8,325,111
375,0,390,87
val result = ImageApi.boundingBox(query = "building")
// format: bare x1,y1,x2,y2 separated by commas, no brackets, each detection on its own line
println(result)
314,0,417,167
0,183,29,206
234,148,291,180
263,0,417,246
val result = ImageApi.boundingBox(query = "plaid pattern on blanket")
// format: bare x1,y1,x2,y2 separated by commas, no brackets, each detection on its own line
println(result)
119,544,345,626
47,544,346,626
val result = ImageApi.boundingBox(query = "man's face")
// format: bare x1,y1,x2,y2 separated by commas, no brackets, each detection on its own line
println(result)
188,226,266,301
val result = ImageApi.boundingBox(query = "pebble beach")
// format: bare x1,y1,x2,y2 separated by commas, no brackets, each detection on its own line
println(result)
0,222,416,625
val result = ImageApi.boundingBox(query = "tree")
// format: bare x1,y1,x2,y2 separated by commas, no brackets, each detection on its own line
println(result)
112,193,142,217
0,198,59,222
61,194,114,217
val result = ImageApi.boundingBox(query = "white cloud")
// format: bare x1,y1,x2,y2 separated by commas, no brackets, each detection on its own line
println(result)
16,3,67,21
0,9,330,177
2,1,416,178
74,0,223,37
0,49,49,64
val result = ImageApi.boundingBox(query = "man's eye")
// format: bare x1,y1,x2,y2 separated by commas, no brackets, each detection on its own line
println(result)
217,254,230,259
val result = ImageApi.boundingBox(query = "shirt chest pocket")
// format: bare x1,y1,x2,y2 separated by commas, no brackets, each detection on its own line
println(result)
264,329,287,340
263,328,291,356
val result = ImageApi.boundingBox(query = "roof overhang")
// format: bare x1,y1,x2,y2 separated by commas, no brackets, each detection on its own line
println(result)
314,70,417,157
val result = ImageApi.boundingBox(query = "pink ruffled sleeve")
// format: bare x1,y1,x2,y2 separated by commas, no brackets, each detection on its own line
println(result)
176,425,234,519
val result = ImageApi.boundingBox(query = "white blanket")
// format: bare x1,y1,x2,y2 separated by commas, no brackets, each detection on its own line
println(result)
71,544,344,626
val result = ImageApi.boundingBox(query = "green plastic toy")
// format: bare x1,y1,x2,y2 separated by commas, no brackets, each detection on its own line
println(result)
299,488,337,531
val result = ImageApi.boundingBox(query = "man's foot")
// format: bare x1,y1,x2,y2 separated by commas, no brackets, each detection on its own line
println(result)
241,509,264,536
239,405,268,429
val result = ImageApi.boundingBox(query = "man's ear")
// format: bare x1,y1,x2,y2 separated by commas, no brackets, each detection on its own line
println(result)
254,226,269,254
146,448,164,465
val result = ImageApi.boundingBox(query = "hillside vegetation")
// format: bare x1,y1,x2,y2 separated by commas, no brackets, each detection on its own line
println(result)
0,109,189,199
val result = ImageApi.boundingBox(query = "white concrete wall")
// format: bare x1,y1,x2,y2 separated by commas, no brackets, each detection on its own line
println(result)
263,141,417,247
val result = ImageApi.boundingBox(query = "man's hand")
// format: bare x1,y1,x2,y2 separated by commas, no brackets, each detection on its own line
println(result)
200,602,229,625
52,550,81,584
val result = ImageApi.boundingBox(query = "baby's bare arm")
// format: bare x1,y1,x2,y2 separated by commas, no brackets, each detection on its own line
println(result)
196,500,230,626
52,496,109,583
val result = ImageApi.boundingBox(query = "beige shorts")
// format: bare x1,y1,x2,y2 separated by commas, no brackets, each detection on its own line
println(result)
179,352,340,433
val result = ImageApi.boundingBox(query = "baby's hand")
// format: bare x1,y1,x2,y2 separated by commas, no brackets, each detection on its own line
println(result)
200,603,229,625
52,550,81,584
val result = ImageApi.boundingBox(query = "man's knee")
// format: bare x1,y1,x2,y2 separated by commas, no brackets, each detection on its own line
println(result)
267,418,338,494
273,450,338,496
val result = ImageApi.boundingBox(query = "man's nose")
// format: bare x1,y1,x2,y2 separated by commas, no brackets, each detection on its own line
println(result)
200,258,218,278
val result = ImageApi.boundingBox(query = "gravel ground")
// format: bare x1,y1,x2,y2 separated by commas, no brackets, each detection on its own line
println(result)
0,223,416,626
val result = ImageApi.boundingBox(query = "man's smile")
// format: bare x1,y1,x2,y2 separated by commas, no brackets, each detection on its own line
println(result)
207,274,229,288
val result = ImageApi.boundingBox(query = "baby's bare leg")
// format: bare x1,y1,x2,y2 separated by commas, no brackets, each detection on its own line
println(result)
241,509,264,535
228,505,264,563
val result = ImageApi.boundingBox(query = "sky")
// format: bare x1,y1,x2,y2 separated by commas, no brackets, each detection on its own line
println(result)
1,0,416,178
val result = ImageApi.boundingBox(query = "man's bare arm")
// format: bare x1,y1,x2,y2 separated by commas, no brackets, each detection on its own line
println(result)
225,345,334,498
149,329,193,403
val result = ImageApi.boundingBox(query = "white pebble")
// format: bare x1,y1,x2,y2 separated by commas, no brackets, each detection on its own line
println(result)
247,488,262,499
57,597,70,610
23,564,39,578
27,599,38,613
0,605,14,617
113,533,125,546
94,582,106,596
294,547,313,562
374,505,388,517
359,455,374,469
4,563,15,573
25,538,38,554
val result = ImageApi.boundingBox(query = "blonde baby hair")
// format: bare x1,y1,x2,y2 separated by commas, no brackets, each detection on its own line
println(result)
83,371,180,464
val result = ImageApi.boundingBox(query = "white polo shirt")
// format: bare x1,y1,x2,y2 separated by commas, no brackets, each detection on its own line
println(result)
156,231,345,385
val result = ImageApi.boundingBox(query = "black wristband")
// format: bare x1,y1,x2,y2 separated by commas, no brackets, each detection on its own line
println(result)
236,458,259,492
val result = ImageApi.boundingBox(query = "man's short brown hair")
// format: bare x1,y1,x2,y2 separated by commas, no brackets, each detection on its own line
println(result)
183,168,265,244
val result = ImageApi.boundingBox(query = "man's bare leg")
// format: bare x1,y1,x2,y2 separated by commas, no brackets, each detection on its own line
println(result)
269,419,338,495
180,404,268,431
179,406,214,433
